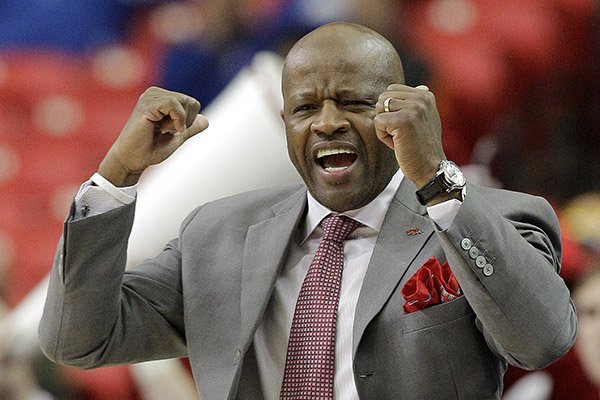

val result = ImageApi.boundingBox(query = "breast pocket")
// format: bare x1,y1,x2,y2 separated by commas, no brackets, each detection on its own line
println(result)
400,295,473,333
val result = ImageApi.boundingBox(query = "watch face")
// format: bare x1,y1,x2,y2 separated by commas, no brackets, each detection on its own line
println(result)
442,161,466,187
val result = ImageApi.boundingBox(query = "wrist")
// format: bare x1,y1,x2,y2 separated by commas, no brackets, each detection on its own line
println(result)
98,153,142,187
409,159,445,189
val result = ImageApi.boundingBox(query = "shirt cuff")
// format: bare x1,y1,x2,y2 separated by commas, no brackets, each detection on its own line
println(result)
427,198,462,230
72,173,137,220
90,172,136,204
426,187,466,230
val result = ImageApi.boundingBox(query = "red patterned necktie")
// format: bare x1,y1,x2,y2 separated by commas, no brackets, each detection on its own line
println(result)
280,215,361,400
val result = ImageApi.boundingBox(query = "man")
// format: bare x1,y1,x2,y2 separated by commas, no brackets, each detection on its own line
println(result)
39,22,576,399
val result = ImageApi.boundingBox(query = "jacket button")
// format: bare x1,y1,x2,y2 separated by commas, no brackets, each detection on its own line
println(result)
468,246,480,259
460,238,472,251
475,255,487,268
233,350,241,365
483,264,494,276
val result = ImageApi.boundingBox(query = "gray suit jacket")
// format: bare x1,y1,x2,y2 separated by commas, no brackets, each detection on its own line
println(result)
39,180,576,399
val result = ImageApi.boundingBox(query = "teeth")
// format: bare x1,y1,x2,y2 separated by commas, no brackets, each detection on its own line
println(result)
316,148,355,159
324,166,347,172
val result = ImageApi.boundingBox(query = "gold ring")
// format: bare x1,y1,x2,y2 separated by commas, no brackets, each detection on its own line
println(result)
383,97,393,113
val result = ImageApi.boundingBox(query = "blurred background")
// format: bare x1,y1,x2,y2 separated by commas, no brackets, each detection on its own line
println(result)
0,0,599,399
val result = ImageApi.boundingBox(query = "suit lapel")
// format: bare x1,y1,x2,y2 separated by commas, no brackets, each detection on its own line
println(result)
240,188,306,346
352,180,434,355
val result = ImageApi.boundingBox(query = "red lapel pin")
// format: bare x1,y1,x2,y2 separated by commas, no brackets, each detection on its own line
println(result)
405,228,423,236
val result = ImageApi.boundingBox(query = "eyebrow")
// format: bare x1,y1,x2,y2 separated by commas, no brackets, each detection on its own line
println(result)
288,88,376,102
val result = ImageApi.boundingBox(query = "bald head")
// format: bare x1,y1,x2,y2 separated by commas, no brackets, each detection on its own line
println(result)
282,22,404,93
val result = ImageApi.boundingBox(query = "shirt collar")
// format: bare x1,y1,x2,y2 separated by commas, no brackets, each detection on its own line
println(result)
302,169,404,242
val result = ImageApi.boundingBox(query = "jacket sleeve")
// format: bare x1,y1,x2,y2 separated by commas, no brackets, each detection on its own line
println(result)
437,184,577,370
38,201,189,368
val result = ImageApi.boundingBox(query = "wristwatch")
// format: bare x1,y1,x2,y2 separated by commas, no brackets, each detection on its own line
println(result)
415,160,466,205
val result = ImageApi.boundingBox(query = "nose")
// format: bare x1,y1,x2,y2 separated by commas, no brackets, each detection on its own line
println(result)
310,101,350,136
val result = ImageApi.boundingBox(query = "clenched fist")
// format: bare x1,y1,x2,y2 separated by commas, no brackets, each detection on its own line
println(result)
374,84,446,190
99,87,209,186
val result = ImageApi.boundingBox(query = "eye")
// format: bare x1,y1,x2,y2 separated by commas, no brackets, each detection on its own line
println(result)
340,100,375,110
292,104,317,114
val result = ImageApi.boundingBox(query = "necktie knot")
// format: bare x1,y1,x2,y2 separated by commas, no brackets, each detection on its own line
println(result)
321,215,361,244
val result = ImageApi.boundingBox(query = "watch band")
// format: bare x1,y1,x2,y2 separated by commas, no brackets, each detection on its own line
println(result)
415,160,466,205
415,174,446,205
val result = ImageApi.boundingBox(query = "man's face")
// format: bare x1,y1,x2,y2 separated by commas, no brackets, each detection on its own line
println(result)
281,32,399,212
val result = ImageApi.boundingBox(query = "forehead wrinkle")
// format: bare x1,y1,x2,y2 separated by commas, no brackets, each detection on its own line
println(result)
283,50,401,104
283,57,382,95
285,74,378,106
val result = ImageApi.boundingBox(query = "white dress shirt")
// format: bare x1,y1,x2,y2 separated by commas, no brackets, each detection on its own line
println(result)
73,170,462,399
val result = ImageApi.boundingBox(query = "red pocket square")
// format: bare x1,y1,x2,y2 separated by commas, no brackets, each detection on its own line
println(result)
401,256,462,313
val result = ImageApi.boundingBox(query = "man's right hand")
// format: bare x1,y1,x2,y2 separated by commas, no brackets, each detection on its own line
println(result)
98,87,210,187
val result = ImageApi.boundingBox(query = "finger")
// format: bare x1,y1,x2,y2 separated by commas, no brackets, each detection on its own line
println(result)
374,114,399,149
374,111,408,135
142,98,187,134
380,84,431,102
377,89,434,114
374,127,395,150
183,97,201,130
386,83,429,92
377,96,414,114
378,96,395,114
181,114,209,141
162,100,188,133
386,83,412,92
169,92,201,132
382,97,422,112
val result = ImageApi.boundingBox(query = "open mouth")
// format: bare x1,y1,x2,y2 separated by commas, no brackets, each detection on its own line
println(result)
316,147,358,172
